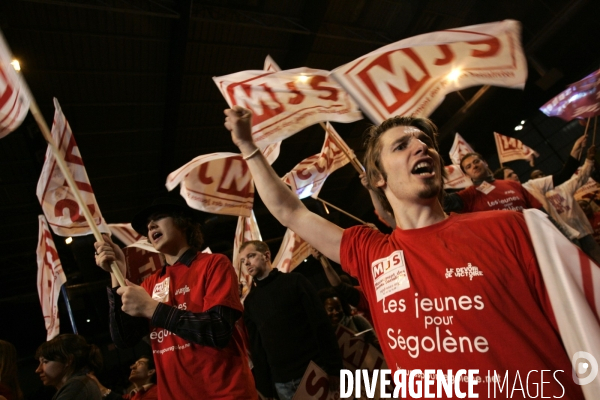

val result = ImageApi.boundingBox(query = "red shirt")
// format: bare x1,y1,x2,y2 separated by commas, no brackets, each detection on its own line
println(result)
141,252,255,399
458,179,542,213
340,211,582,398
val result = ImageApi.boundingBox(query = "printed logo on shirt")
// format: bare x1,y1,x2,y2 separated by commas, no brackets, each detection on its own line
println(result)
175,285,190,296
504,190,516,194
152,277,170,303
372,250,409,302
476,181,495,195
445,263,484,280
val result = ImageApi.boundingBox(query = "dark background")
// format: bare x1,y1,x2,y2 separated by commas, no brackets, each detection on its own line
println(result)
0,0,599,397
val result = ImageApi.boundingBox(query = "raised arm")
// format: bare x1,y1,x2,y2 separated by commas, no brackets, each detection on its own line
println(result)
224,106,344,263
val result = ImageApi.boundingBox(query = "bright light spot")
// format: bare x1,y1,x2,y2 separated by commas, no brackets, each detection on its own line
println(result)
65,237,73,244
297,75,309,83
303,259,308,262
514,125,523,131
521,120,525,124
10,59,20,71
447,68,461,82
86,319,91,323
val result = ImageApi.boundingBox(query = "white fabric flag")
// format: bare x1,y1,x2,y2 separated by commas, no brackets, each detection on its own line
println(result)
36,215,67,341
524,209,600,398
214,67,362,145
166,152,255,218
272,229,312,273
263,55,281,72
449,132,475,166
444,164,473,189
0,30,30,138
331,20,527,122
494,131,539,166
36,98,111,236
282,125,351,199
231,211,262,300
108,223,143,246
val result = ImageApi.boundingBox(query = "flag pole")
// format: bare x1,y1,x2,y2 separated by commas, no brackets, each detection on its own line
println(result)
315,197,367,225
319,122,364,173
60,284,78,334
593,116,597,146
581,117,592,161
26,95,126,286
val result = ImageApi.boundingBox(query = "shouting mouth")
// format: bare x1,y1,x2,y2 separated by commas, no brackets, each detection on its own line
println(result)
412,160,435,177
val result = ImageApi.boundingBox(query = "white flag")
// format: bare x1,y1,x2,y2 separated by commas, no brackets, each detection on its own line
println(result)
108,223,143,246
36,215,67,341
272,229,311,273
214,67,362,145
494,131,539,166
331,20,527,122
444,164,473,189
524,209,600,398
282,125,351,199
36,98,111,236
449,133,475,166
0,30,30,138
231,211,262,300
263,55,281,72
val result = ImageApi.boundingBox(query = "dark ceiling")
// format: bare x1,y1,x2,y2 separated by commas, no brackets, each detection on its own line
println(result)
1,0,599,378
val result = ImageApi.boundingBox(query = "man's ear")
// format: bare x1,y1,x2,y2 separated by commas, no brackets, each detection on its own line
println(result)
375,173,386,188
264,251,271,263
148,369,156,377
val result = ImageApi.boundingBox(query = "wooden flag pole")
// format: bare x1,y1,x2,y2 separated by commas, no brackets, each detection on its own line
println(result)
319,122,364,174
581,117,592,160
316,197,367,225
27,96,126,287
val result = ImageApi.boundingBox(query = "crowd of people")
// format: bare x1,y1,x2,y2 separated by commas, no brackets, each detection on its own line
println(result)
3,105,598,399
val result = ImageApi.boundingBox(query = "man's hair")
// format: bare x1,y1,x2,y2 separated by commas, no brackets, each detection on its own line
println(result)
459,152,484,173
239,240,270,255
138,355,157,384
149,210,204,250
363,116,445,214
530,169,544,180
493,167,510,180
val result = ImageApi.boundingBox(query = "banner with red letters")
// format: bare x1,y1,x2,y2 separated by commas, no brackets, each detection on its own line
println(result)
331,20,527,122
494,131,539,166
232,211,262,300
524,209,600,398
444,164,473,189
36,98,111,236
166,152,255,218
272,228,311,273
449,133,475,166
263,54,281,72
541,68,600,121
213,67,362,145
0,30,30,138
292,361,339,400
282,124,351,199
36,215,67,341
108,223,143,246
123,243,163,285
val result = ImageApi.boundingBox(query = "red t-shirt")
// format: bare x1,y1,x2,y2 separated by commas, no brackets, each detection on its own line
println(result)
141,252,255,399
458,179,542,213
340,212,582,399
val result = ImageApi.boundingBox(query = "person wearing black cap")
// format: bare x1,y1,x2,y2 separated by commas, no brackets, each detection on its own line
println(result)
94,197,256,399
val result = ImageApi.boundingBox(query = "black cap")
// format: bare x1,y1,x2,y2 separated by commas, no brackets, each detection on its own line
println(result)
131,197,196,236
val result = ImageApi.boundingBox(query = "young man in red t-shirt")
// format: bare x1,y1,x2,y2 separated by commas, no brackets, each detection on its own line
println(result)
94,197,256,399
224,106,584,398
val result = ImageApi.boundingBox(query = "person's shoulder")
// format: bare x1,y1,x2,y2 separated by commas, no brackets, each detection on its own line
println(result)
192,252,232,267
453,209,525,224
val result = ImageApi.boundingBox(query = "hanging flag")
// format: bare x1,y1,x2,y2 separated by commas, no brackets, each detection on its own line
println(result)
524,209,600,398
331,20,527,122
36,215,67,341
231,211,262,300
0,30,30,138
541,68,600,121
272,228,312,273
444,164,473,189
166,152,255,218
260,55,282,163
282,125,351,199
123,242,163,285
449,132,475,166
36,98,111,236
213,67,362,145
494,131,539,166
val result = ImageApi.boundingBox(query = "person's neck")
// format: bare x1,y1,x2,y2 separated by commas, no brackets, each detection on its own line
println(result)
256,265,273,281
164,245,192,265
131,379,152,390
391,199,447,230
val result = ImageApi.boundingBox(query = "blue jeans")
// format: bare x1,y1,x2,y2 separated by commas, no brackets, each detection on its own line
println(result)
274,377,302,400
